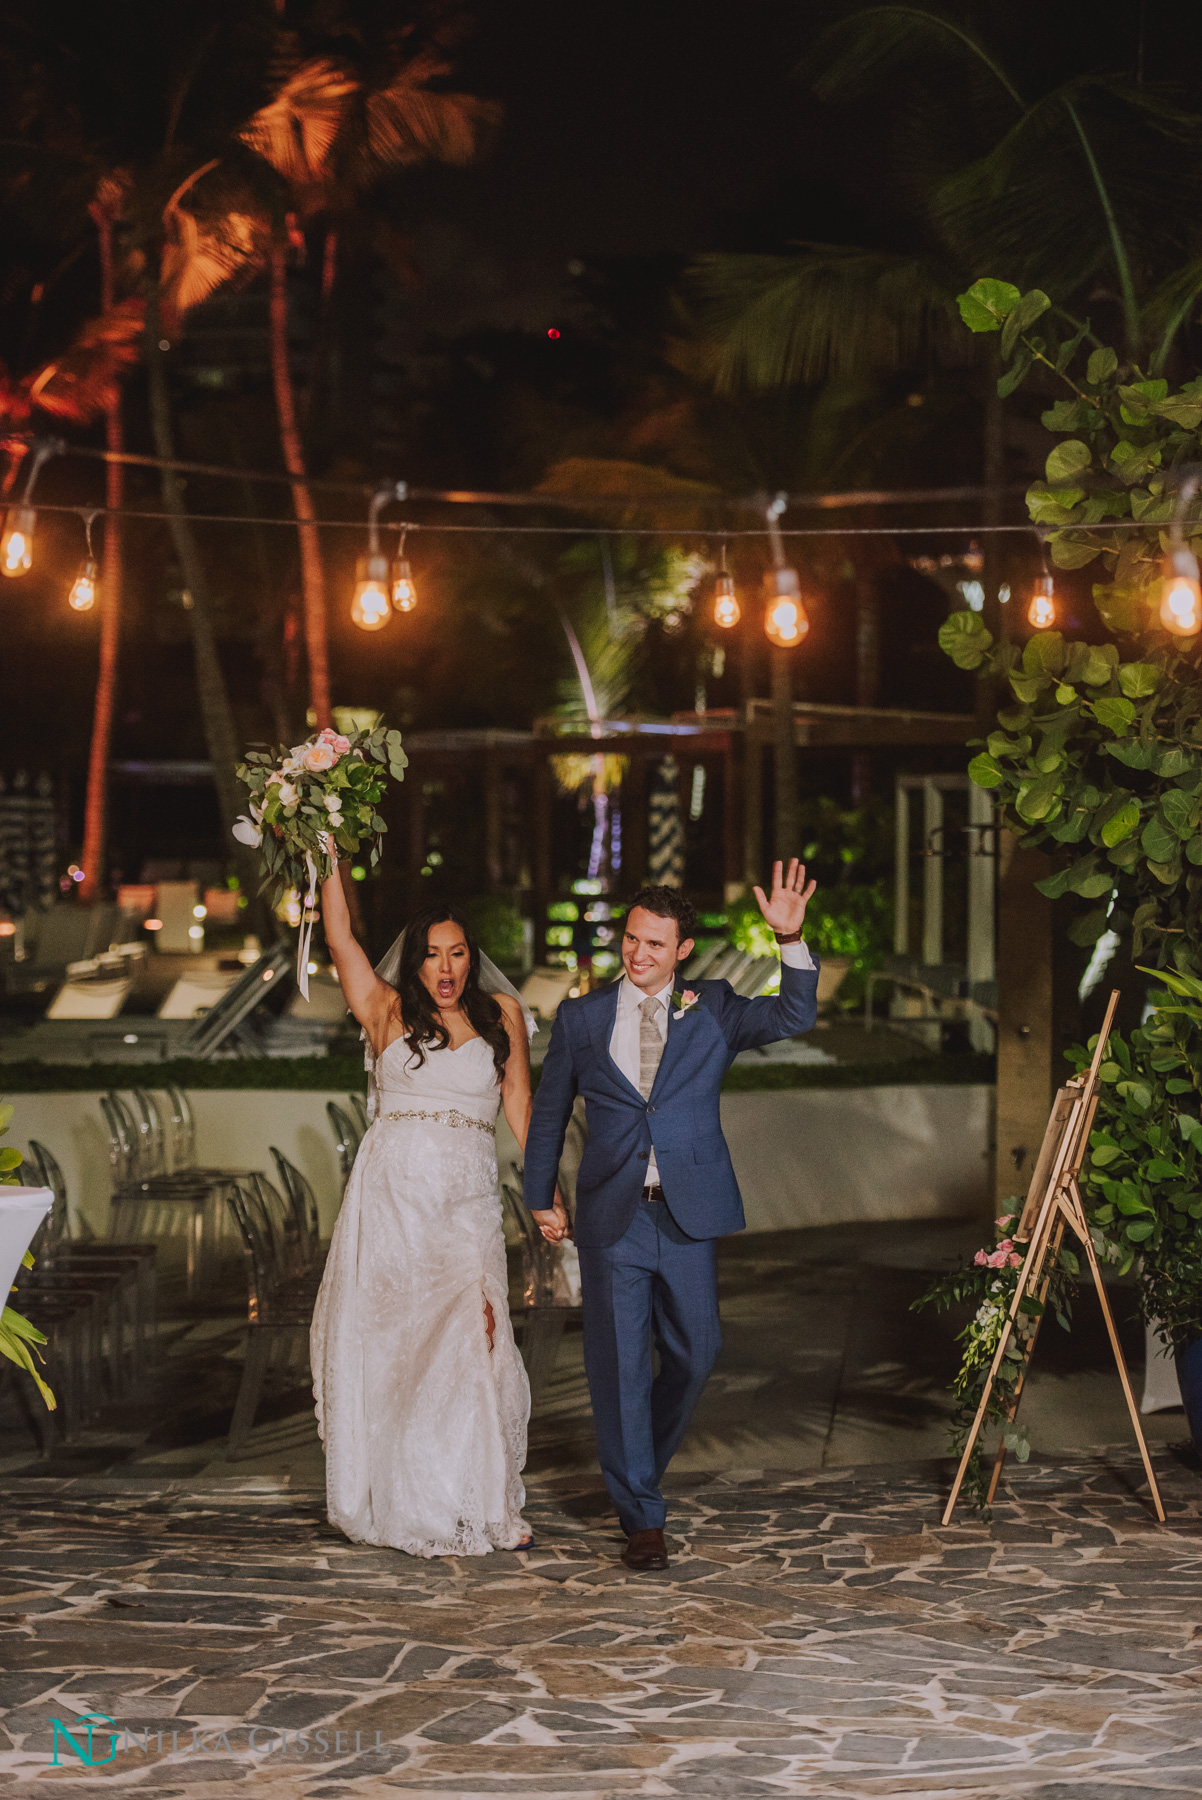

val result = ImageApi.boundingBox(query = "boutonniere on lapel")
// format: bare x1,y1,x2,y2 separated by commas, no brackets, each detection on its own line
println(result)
671,988,699,1021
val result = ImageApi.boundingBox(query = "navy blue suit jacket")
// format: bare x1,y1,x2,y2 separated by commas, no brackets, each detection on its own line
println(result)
521,959,820,1247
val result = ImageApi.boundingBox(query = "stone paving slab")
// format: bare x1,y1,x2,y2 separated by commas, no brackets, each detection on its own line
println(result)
0,1452,1200,1797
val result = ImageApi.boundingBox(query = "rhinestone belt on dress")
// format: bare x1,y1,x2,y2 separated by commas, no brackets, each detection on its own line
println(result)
382,1107,495,1136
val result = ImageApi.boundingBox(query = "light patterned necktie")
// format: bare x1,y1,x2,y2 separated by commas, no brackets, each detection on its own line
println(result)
638,994,665,1098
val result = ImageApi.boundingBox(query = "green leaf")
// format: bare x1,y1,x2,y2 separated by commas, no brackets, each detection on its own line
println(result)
1045,440,1092,485
1027,483,1086,525
1093,585,1144,634
1000,288,1050,358
1094,799,1144,846
1142,815,1179,862
1048,534,1102,570
1092,696,1137,735
997,345,1034,398
1014,773,1063,823
938,610,993,670
957,278,1021,333
1117,663,1161,699
1036,866,1076,899
1087,346,1118,384
1105,740,1156,771
0,1147,21,1172
1125,1219,1156,1242
1022,631,1065,678
1066,861,1113,899
1161,788,1194,836
1152,396,1202,428
1042,398,1092,432
968,753,1004,789
1068,907,1111,947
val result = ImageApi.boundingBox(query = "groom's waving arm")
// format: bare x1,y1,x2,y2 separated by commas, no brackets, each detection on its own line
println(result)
717,858,821,1054
521,1009,578,1240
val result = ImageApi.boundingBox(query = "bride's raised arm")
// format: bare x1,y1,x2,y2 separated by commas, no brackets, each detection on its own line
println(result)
321,860,396,1050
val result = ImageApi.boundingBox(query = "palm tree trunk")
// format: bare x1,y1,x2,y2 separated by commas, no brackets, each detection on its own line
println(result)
143,292,261,906
269,239,332,729
79,210,123,907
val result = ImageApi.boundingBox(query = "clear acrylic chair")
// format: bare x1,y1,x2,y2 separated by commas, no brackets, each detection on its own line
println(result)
224,1179,319,1458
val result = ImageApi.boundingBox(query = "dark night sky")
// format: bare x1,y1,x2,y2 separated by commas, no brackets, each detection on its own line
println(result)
394,0,831,334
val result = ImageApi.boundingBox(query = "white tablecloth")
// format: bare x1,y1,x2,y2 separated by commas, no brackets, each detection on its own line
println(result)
0,1185,55,1302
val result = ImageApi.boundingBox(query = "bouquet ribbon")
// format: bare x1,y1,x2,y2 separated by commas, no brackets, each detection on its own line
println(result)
297,850,319,1001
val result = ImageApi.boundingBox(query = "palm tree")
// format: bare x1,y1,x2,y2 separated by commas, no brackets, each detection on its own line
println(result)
0,284,142,904
79,177,129,906
240,32,499,727
691,6,1202,649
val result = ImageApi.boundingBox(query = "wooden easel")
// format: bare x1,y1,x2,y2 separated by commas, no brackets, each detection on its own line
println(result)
942,989,1165,1525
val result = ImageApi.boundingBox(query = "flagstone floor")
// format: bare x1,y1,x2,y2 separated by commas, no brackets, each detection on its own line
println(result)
1,1451,1201,1798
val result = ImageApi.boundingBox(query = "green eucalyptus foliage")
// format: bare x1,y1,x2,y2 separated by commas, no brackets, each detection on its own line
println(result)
1071,969,1202,1352
940,277,1202,973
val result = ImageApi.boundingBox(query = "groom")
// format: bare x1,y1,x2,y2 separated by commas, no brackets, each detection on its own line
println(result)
522,859,819,1570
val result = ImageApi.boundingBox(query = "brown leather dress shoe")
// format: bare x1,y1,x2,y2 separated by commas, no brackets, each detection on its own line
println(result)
621,1527,669,1571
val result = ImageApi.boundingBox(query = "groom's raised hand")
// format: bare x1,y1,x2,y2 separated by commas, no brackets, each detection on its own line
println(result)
752,858,817,938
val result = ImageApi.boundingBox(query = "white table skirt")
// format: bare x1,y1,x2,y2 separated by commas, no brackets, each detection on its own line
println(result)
0,1185,55,1305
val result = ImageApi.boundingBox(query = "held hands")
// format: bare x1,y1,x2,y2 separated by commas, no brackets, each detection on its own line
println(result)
752,858,817,937
531,1193,572,1243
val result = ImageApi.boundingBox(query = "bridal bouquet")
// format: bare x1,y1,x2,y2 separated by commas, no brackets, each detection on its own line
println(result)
234,724,407,990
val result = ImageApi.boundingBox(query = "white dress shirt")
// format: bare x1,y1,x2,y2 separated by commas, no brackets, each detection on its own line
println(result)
609,940,815,1186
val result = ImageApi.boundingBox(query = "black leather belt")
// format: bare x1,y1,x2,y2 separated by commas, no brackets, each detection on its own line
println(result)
642,1183,665,1202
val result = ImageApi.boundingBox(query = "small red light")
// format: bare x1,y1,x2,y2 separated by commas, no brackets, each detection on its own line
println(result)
547,328,560,339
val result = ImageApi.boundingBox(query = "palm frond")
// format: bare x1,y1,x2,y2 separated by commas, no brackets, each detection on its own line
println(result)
804,5,1023,108
537,456,722,530
932,76,1202,318
358,51,500,176
26,299,144,422
241,57,357,185
1142,259,1202,374
161,203,266,322
689,247,961,392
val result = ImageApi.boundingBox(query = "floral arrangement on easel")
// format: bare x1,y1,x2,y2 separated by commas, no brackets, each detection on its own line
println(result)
234,723,407,993
914,1208,1080,1512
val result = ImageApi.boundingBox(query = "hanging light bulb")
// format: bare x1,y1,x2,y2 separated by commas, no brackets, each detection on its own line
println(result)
391,529,417,612
0,506,35,577
763,566,809,648
351,553,391,631
1027,572,1056,630
712,544,739,628
69,557,99,612
1160,545,1202,636
67,510,101,612
713,576,739,629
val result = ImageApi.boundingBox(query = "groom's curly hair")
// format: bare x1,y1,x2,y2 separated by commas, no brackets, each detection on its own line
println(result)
628,885,697,943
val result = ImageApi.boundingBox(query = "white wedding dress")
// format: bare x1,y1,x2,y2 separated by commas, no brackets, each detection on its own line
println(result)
310,1033,530,1556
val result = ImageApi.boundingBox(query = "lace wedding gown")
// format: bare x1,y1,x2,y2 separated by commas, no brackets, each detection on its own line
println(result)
310,1034,530,1556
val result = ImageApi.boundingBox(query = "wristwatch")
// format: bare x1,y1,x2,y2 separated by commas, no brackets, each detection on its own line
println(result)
773,928,803,944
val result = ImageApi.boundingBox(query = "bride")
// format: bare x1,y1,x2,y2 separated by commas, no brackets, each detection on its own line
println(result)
311,867,536,1556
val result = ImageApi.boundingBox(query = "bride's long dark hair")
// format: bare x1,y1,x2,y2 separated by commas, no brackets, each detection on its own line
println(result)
392,904,511,1078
